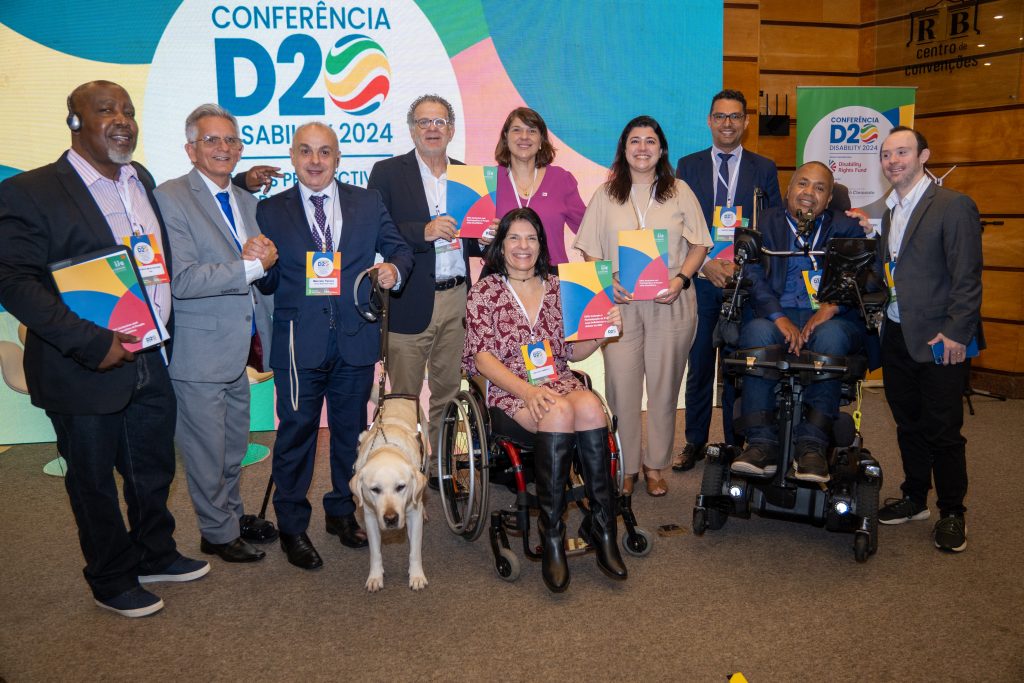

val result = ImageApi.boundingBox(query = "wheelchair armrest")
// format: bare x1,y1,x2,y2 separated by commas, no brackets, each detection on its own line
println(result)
570,368,594,391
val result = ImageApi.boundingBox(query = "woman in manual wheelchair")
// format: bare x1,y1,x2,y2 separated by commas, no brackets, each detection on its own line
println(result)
462,207,627,592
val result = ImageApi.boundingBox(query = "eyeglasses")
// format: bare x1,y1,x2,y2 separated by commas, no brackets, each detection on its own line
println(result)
711,113,746,123
191,135,243,149
413,117,450,129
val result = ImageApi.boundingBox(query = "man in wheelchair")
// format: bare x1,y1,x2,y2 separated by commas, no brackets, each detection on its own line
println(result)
462,208,628,592
731,162,869,483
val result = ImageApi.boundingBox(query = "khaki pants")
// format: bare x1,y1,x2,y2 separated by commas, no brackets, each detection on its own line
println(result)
602,290,698,474
386,287,467,453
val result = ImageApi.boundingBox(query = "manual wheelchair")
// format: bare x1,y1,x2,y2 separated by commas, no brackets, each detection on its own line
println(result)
692,229,889,562
436,371,653,582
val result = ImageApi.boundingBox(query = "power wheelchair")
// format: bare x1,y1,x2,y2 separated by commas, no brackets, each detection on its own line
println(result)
692,227,889,562
436,371,653,582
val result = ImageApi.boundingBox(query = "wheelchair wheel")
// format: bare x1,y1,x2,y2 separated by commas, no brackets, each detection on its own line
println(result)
854,477,880,561
853,533,870,563
692,508,707,536
699,453,730,531
494,547,521,582
437,390,489,541
621,527,653,557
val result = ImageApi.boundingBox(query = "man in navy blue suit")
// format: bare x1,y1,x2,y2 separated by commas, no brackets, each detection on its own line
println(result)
255,122,412,569
674,89,782,470
730,162,866,483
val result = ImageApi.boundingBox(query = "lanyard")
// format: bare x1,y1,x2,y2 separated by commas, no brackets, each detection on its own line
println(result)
504,277,544,340
786,215,823,271
629,183,656,229
714,158,740,207
114,176,145,236
508,166,538,209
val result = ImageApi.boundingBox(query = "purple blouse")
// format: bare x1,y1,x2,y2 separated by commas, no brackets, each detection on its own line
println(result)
495,165,586,265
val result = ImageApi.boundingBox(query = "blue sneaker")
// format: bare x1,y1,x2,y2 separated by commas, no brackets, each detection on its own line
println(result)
138,556,210,584
94,586,164,618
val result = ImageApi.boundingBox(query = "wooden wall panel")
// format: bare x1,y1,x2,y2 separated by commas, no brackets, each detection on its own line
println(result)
760,0,864,24
915,109,1024,164
982,219,1024,270
759,26,862,73
974,322,1024,373
723,60,759,103
930,164,1023,217
759,74,870,121
982,271,1024,320
754,130,797,168
724,6,759,58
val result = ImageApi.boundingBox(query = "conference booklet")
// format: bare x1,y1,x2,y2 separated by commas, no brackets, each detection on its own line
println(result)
617,228,669,300
558,260,619,342
447,165,498,238
49,245,166,352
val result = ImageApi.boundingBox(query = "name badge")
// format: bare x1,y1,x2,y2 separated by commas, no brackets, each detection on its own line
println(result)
802,269,822,311
521,339,556,385
124,234,170,285
306,251,341,296
884,260,897,305
712,205,743,242
434,238,461,254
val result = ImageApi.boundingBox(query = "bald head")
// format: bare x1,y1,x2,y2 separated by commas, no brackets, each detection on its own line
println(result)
785,161,834,220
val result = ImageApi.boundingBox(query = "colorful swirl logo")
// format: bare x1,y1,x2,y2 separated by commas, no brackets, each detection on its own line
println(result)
323,35,391,115
860,123,879,144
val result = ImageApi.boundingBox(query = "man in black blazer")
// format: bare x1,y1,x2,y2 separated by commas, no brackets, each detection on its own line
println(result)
256,122,412,569
0,81,208,617
674,89,782,469
731,162,866,483
875,127,983,553
367,95,483,454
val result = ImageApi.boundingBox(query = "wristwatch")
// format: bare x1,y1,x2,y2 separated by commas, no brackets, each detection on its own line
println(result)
674,273,692,290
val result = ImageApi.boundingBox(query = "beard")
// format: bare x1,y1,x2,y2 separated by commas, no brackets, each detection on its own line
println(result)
108,147,134,165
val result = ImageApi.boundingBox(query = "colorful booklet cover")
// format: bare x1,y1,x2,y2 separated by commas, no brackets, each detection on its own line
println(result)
709,206,744,260
558,261,619,341
447,165,498,238
617,228,669,300
49,245,165,352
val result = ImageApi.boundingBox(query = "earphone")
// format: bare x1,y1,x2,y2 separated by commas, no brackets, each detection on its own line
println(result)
66,95,81,131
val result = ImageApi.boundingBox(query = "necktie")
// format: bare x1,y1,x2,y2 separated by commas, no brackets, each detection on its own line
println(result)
716,152,733,207
216,191,242,252
217,191,258,340
310,194,333,252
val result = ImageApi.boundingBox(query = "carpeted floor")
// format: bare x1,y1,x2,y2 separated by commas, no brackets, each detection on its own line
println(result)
1,390,1021,682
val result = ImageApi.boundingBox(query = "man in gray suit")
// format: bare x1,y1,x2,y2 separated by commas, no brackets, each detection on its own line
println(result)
875,126,983,553
156,104,278,563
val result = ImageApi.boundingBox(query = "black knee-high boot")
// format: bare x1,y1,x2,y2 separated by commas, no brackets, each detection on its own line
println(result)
533,431,575,593
576,427,628,580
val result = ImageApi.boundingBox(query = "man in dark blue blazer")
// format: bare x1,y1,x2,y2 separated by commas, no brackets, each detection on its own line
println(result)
367,95,483,454
674,89,782,469
0,81,208,617
256,123,412,569
731,162,866,483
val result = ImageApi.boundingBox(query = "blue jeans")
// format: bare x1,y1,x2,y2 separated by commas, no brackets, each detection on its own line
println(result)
738,308,864,446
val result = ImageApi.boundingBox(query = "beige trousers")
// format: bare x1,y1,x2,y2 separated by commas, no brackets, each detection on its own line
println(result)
602,289,698,474
386,287,467,453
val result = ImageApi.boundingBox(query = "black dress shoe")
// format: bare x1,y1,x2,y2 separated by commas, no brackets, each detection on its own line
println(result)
200,536,266,563
672,442,706,472
279,532,323,570
325,514,369,549
239,514,279,544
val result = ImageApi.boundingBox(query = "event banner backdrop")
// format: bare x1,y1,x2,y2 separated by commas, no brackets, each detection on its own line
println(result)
796,86,916,224
0,1,723,444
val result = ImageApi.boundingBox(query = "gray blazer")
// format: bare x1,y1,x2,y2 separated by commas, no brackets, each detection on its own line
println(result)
881,182,983,364
156,168,272,383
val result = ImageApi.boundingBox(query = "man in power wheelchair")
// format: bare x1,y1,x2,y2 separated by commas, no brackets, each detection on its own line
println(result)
443,208,641,592
731,162,869,481
693,162,887,561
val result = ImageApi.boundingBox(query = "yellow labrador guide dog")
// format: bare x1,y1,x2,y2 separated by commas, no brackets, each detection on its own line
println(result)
350,397,429,592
